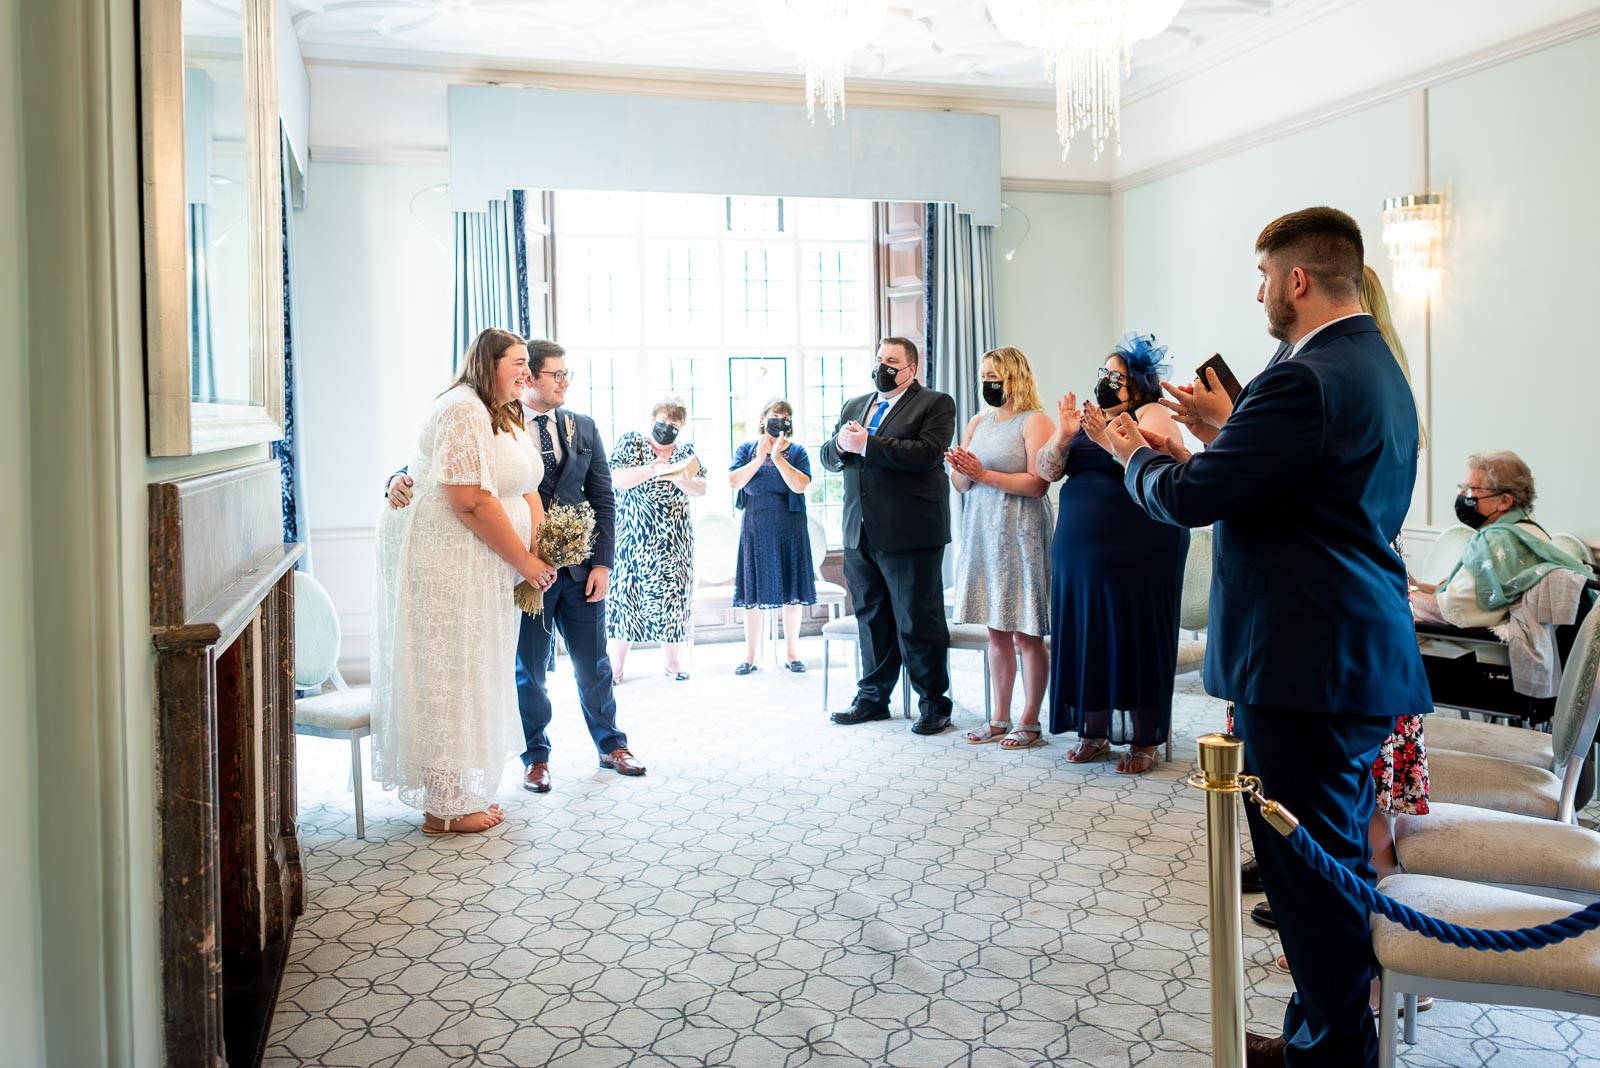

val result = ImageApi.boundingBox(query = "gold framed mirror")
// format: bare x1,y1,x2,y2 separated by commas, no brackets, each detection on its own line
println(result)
141,0,284,456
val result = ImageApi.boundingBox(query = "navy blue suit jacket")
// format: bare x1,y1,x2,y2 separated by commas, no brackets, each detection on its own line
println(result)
1124,315,1431,716
535,409,616,576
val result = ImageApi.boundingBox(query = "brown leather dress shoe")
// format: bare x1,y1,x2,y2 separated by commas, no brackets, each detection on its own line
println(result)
599,747,646,776
523,762,551,793
1245,1032,1287,1068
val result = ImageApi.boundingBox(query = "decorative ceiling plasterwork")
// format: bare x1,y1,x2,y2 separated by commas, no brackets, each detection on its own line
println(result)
287,0,1343,99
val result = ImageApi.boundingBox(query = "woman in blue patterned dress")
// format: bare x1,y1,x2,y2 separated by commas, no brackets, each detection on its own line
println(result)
606,397,707,682
729,398,817,675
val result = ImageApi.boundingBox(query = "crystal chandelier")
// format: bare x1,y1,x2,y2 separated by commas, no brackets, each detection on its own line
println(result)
987,0,1185,159
763,0,889,123
1381,194,1443,297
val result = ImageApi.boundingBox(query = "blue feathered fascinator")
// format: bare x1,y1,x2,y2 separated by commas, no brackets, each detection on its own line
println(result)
1113,331,1172,397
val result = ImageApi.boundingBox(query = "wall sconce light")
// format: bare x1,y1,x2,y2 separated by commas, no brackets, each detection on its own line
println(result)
1000,201,1031,262
1381,193,1443,297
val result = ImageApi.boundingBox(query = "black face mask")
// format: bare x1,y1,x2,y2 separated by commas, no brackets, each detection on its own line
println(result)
872,363,905,393
652,421,680,446
765,416,792,438
981,382,1006,408
1454,494,1490,529
1094,378,1123,410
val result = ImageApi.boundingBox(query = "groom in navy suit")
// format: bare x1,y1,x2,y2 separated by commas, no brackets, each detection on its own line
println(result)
1104,207,1431,1068
387,339,643,789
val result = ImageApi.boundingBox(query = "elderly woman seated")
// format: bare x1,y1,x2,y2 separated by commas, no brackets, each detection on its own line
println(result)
1411,451,1588,629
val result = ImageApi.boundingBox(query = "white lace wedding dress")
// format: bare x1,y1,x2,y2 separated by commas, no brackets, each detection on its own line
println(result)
371,385,544,818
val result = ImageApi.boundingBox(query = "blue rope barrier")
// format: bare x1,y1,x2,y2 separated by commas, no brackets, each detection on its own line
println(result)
1282,823,1600,951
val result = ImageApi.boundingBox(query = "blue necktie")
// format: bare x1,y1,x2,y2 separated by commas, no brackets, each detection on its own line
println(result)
866,400,890,435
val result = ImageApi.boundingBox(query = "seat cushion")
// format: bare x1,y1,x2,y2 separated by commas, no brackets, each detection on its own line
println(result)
295,687,373,731
1425,749,1563,820
822,615,859,640
815,580,847,603
1176,638,1205,670
692,585,737,610
1394,802,1600,896
947,622,991,650
1424,716,1553,770
1372,874,1600,996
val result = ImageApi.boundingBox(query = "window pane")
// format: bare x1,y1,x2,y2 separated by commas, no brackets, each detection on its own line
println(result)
726,195,785,234
556,237,640,346
564,348,630,451
724,242,796,346
645,241,721,345
800,243,871,347
728,356,789,453
643,192,723,236
804,348,875,546
556,190,640,235
795,197,872,240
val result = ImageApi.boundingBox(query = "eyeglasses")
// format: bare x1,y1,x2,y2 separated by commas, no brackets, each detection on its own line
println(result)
1457,483,1506,501
1095,367,1127,387
535,370,575,384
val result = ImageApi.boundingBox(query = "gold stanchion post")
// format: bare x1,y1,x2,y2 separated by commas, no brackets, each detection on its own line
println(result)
1196,733,1246,1068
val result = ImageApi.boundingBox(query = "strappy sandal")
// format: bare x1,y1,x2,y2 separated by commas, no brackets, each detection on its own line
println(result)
966,720,1010,744
1115,746,1160,775
1000,727,1045,750
421,806,504,836
1066,737,1111,763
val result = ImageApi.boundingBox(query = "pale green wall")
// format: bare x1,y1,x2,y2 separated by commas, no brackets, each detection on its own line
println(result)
0,0,46,1061
1119,99,1412,388
1427,32,1600,538
994,190,1114,414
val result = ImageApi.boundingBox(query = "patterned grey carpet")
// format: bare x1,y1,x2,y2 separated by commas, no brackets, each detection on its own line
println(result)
267,640,1600,1068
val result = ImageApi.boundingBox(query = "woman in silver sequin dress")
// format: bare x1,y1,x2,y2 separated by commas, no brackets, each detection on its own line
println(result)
947,348,1056,749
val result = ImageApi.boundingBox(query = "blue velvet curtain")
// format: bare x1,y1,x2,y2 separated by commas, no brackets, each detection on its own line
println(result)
452,190,526,369
272,125,310,565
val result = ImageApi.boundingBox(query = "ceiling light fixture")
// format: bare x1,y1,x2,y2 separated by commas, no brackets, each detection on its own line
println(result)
1381,193,1443,297
986,0,1184,160
763,0,889,123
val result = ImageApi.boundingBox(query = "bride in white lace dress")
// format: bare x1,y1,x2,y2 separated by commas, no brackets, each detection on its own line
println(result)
371,329,558,834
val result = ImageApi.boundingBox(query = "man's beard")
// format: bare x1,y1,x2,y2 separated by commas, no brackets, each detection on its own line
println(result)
1264,288,1296,343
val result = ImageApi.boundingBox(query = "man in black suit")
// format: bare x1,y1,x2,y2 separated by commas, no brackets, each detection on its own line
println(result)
387,340,645,790
820,337,957,734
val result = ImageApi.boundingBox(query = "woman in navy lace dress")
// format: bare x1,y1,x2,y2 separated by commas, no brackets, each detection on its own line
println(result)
728,398,816,674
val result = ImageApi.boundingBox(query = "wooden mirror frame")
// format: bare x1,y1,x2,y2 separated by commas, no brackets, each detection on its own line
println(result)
141,0,285,456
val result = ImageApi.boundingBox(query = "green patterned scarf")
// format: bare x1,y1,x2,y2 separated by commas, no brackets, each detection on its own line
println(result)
1441,508,1590,611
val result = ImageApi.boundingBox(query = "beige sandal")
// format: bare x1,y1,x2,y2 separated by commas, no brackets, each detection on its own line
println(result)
1066,737,1111,763
422,806,504,835
966,720,1010,744
1000,727,1045,749
1115,747,1160,775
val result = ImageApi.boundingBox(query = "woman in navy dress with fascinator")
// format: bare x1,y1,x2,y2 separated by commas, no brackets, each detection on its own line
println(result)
1036,332,1190,774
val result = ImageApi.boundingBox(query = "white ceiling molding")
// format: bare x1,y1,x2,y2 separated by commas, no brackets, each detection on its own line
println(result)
1001,177,1112,195
308,145,449,166
300,45,1057,111
1112,7,1600,192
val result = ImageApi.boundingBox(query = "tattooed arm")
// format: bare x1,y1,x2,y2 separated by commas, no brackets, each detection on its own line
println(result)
1037,392,1081,483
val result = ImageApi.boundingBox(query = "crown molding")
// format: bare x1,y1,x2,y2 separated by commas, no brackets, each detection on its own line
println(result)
300,43,1058,112
1122,0,1360,106
1001,177,1111,195
309,144,449,166
1112,9,1600,192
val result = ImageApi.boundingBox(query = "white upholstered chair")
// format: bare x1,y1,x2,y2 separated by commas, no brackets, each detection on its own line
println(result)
820,614,912,719
291,570,373,839
1175,527,1212,679
1426,605,1600,823
1373,873,1600,1066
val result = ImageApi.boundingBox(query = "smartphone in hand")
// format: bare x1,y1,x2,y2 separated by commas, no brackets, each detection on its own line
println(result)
1196,353,1243,401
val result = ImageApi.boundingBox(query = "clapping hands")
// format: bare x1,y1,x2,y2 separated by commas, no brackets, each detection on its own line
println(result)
1159,369,1232,443
945,445,986,484
1056,392,1082,440
836,421,869,455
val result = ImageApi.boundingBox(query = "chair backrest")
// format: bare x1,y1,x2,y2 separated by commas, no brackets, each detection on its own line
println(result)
293,570,342,689
1551,532,1595,568
1551,605,1600,817
693,511,740,585
806,514,827,579
1417,525,1474,584
1179,527,1213,632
